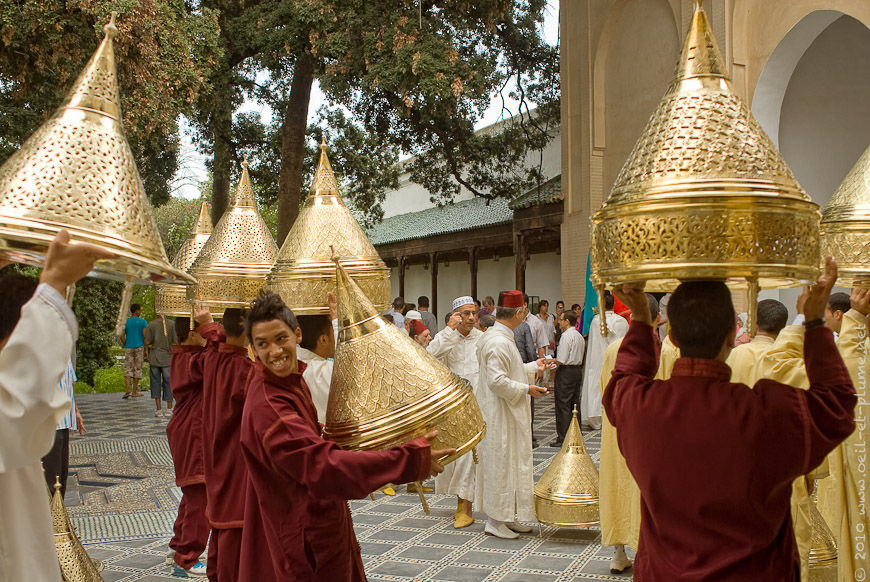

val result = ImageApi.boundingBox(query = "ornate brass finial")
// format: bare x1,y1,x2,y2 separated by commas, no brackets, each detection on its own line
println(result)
310,141,341,198
104,11,118,38
233,158,257,207
242,153,249,169
320,136,328,151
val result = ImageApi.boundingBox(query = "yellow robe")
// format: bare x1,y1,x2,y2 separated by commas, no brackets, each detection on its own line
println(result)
757,325,830,582
599,334,679,549
726,334,776,385
829,309,870,581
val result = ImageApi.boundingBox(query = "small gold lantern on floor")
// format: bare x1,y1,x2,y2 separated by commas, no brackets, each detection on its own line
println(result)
155,198,212,317
807,490,838,581
51,478,103,581
324,259,485,510
534,407,600,527
589,0,819,336
187,159,278,316
267,141,390,314
820,144,870,288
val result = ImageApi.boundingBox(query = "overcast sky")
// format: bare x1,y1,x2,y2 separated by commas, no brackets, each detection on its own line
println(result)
174,0,559,199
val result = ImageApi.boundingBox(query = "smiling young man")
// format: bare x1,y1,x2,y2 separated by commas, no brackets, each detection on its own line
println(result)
238,291,452,582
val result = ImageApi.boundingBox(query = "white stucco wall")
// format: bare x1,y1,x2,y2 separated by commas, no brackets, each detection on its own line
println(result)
381,123,562,219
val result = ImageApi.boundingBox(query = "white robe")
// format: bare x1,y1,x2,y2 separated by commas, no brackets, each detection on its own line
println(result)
1,284,76,582
474,322,538,522
581,312,629,422
297,347,333,424
427,326,483,500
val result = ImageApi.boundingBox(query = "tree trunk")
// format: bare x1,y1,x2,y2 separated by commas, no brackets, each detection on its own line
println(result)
210,69,234,226
276,54,315,245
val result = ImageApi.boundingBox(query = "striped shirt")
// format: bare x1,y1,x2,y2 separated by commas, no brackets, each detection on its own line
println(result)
56,358,77,431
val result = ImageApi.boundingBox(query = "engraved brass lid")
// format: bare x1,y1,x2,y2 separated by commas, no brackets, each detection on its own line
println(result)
323,259,485,464
267,140,390,315
51,478,103,580
534,406,599,527
186,159,278,313
0,14,192,285
155,198,212,316
590,0,820,294
820,144,870,287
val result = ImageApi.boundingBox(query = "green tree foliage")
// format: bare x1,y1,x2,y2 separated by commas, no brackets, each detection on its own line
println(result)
0,0,221,206
71,278,122,385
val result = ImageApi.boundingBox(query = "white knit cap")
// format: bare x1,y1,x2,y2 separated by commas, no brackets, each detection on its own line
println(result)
405,310,423,320
452,296,475,311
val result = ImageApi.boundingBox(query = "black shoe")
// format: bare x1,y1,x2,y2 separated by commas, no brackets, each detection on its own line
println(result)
549,440,563,448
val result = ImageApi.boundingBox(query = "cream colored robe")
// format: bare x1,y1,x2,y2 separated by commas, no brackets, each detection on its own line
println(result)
428,326,483,501
599,334,678,549
726,334,776,385
0,284,76,582
474,322,538,522
582,312,629,423
828,309,870,581
756,324,830,582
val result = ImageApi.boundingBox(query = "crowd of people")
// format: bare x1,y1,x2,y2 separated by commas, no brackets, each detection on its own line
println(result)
0,232,861,581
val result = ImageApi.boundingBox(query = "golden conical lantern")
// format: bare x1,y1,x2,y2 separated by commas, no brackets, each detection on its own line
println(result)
187,159,278,315
590,0,819,335
820,144,870,287
534,406,599,527
324,259,484,464
50,478,103,581
155,198,212,317
0,13,191,287
807,490,838,581
267,140,390,314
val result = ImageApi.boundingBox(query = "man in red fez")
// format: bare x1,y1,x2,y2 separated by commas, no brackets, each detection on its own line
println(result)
238,291,453,581
474,290,552,538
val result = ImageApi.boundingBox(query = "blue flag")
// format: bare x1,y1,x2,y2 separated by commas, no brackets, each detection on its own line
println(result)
582,252,597,335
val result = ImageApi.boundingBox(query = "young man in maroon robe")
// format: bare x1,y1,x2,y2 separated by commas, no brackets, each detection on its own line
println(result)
166,317,208,577
238,292,453,582
604,258,856,581
193,307,252,582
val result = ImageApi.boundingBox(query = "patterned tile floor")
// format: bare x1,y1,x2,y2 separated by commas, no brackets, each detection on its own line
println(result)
70,393,633,581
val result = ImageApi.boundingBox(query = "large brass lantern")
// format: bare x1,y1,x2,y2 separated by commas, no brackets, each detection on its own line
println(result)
324,260,485,463
0,14,191,288
155,198,212,317
590,0,819,334
267,141,390,314
534,407,600,527
820,144,870,288
187,159,278,315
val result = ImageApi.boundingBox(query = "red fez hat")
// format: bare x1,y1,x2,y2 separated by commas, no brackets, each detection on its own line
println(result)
409,319,429,337
498,290,524,308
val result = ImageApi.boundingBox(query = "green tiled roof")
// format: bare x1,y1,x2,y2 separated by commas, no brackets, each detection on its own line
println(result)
367,197,513,246
509,175,562,210
367,175,562,246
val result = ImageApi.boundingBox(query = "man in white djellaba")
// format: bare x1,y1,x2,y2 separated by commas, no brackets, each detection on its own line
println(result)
0,230,115,581
427,295,482,529
581,290,629,430
474,290,552,539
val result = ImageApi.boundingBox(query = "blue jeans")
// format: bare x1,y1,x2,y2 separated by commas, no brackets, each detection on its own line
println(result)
150,366,172,402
